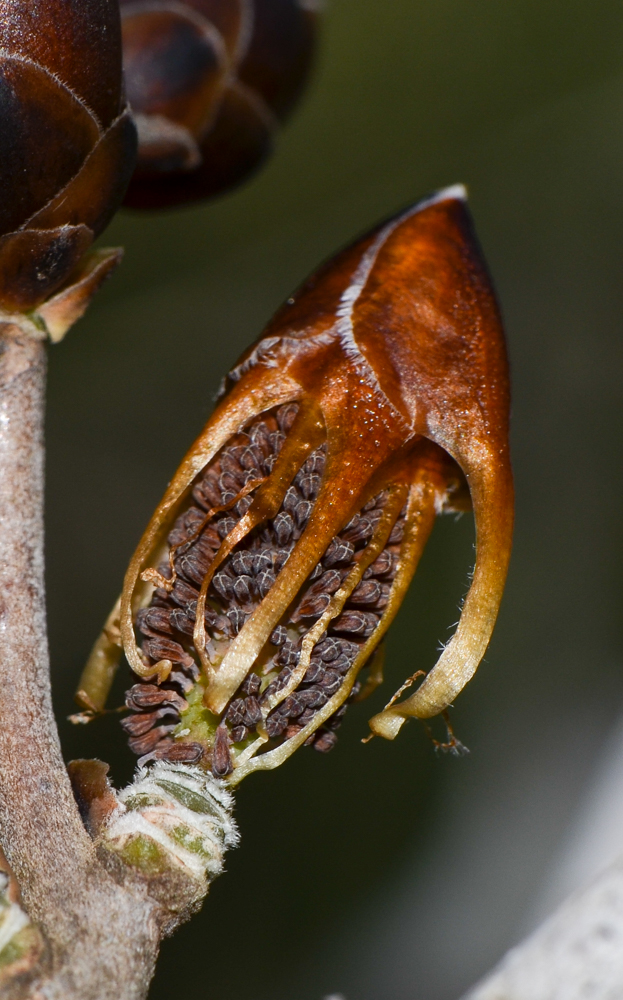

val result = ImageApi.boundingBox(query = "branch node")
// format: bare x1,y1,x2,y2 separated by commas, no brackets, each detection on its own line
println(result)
70,761,239,935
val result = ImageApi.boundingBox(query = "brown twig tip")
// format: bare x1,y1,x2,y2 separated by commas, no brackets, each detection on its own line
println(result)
0,0,136,318
120,0,319,208
79,185,513,781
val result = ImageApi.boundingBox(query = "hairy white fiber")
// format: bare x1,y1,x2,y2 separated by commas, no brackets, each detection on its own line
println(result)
0,874,30,958
103,763,239,882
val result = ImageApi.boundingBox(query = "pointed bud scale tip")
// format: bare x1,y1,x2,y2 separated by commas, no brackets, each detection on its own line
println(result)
36,248,124,343
412,182,468,209
78,185,512,781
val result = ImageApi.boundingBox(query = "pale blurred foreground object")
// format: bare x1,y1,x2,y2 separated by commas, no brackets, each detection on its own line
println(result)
461,714,623,1000
462,857,623,1000
77,185,514,783
321,860,623,1000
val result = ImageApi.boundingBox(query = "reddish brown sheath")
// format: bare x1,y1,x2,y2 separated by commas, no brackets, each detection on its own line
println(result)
78,185,513,780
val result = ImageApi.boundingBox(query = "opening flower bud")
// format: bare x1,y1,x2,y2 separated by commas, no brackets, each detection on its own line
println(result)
120,0,318,208
77,185,513,784
0,0,137,314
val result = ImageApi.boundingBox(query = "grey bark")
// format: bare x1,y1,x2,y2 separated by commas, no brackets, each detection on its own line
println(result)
0,324,160,999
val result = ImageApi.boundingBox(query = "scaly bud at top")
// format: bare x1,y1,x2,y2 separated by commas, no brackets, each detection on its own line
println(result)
76,186,513,783
0,0,137,318
120,0,318,208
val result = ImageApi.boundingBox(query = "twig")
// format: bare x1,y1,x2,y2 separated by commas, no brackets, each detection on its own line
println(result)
0,322,221,999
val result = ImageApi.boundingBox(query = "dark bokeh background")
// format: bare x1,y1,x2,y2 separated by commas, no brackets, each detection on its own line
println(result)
46,2,623,997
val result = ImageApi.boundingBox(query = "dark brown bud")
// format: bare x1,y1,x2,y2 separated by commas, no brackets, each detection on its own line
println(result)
0,0,137,319
120,0,319,209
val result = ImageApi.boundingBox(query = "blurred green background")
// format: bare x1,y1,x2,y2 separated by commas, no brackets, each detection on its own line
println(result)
47,1,623,997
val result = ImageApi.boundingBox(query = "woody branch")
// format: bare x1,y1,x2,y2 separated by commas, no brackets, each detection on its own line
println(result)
0,323,164,999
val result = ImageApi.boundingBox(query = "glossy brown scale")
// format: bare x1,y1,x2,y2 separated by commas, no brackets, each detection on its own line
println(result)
0,0,136,320
120,0,318,208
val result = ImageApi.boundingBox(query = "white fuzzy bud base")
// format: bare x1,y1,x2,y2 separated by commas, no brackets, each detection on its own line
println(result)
0,872,42,979
101,763,239,889
0,877,29,963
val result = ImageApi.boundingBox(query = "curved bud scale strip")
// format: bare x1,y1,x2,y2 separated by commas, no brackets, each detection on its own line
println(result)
120,0,318,208
77,186,513,782
0,0,137,317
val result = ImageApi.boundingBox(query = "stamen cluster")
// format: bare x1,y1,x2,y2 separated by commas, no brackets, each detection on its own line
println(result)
123,404,406,775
